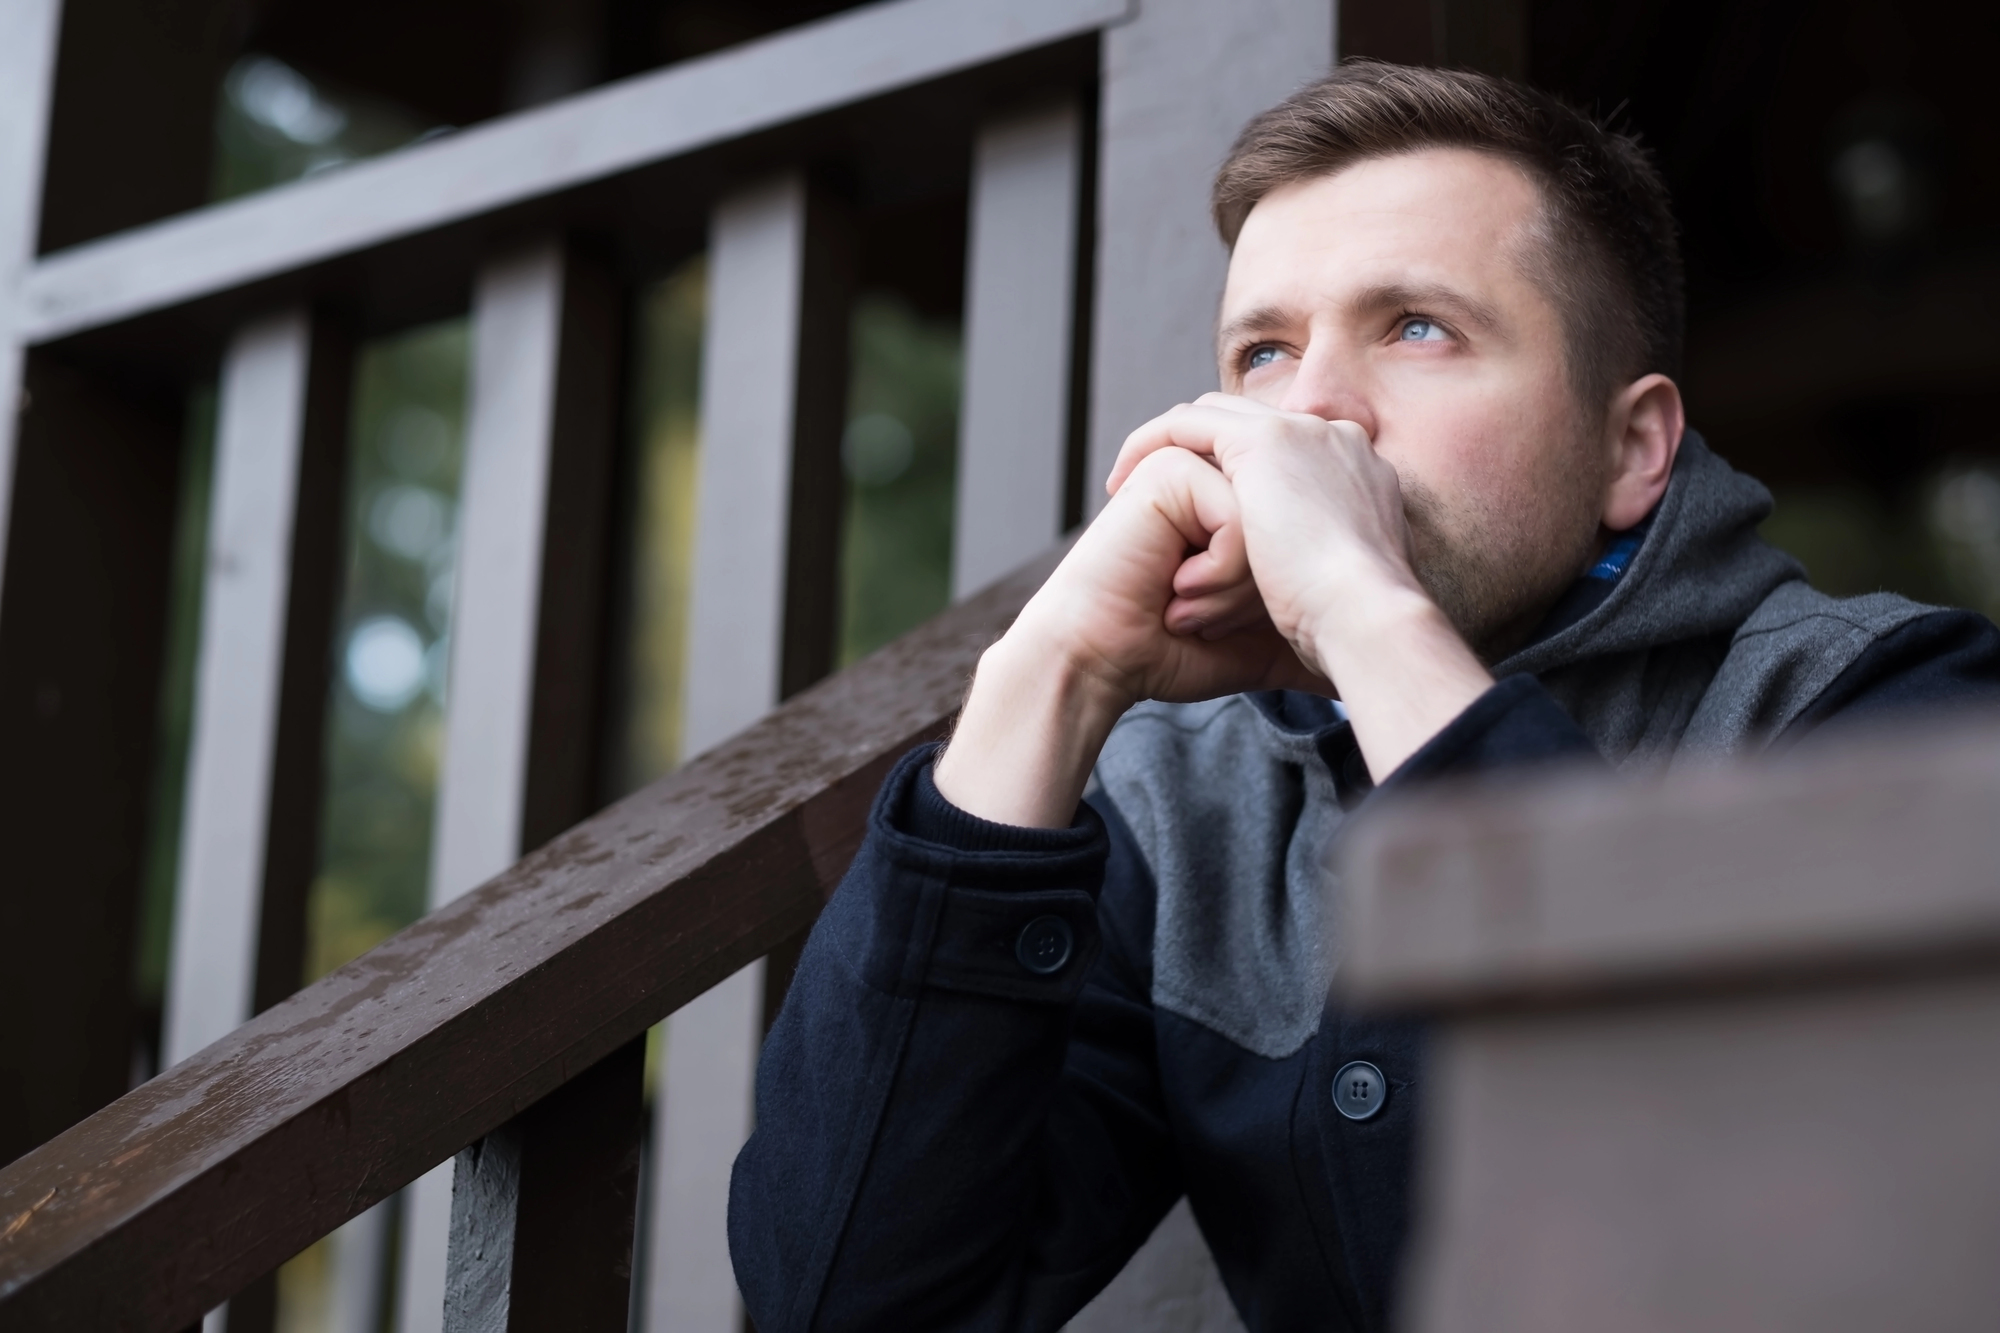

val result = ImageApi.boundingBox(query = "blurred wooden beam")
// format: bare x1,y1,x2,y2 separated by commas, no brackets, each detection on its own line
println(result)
1340,717,2000,1332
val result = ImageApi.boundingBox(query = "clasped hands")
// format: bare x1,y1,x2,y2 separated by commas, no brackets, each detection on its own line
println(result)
934,393,1496,828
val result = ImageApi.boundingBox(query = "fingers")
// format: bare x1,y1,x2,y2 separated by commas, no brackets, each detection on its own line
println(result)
1168,501,1246,596
1105,403,1251,496
1163,586,1268,639
1108,397,1287,495
1127,449,1278,642
1122,444,1242,553
1155,616,1333,699
1104,397,1372,497
1101,446,1262,627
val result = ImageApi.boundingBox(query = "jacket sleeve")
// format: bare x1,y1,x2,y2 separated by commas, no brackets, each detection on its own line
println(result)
1364,672,1607,797
728,745,1183,1333
1364,608,2000,792
1780,608,2000,739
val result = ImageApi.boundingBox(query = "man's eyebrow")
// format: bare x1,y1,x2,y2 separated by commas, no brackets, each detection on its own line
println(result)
1216,284,1509,348
1350,282,1505,333
1215,305,1294,347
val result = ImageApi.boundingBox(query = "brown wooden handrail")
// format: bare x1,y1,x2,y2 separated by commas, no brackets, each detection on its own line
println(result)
1332,718,2000,1329
0,541,1065,1330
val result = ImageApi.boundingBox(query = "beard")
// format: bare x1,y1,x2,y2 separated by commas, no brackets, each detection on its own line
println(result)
1401,464,1606,663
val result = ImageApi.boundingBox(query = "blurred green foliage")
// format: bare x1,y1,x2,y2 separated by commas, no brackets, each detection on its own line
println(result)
838,294,962,666
1763,462,2000,623
607,258,706,799
305,320,470,984
210,54,439,202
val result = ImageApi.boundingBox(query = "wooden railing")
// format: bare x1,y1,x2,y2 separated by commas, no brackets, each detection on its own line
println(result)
0,545,1058,1331
1339,717,2000,1330
0,1,1335,1324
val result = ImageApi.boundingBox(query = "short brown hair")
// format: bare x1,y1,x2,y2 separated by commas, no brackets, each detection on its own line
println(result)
1213,61,1684,410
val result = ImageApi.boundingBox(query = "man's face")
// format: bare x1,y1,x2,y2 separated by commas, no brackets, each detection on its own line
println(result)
1218,148,1609,658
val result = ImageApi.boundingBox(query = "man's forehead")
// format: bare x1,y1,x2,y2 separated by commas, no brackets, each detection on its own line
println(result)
1241,148,1542,242
1222,149,1544,311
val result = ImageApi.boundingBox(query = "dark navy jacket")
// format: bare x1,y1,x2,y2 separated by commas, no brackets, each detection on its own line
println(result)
727,602,2000,1333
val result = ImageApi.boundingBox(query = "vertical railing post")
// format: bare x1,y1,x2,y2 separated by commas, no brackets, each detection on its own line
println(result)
0,0,62,609
1065,2,1336,1327
397,236,624,1333
644,170,854,1333
165,310,353,1062
443,1037,648,1332
953,96,1085,598
162,306,353,1333
1084,0,1338,507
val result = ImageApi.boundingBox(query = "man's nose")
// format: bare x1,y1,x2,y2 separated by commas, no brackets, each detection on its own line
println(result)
1278,347,1375,436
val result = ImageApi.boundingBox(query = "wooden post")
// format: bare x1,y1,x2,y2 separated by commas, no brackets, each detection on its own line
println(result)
162,307,352,1333
0,0,62,605
0,352,183,1166
643,170,854,1333
953,97,1084,599
443,1037,647,1332
1068,4,1335,1326
1084,0,1336,509
165,309,352,1064
397,237,622,1333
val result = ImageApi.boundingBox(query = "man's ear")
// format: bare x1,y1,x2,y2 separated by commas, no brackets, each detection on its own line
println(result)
1600,373,1685,532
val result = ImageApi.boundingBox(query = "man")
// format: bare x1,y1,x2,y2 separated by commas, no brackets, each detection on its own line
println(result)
728,63,2000,1331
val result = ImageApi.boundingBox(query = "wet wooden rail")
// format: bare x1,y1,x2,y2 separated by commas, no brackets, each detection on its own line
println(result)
0,545,1060,1331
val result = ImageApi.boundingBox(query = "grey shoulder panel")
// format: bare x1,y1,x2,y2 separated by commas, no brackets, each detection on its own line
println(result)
1094,698,1337,1060
1682,580,1939,753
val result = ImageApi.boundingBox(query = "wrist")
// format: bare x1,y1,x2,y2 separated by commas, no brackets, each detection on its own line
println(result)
1304,583,1495,781
1305,579,1444,682
932,629,1132,828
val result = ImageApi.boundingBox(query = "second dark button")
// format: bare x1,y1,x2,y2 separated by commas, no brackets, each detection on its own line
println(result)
1331,1060,1387,1121
1015,915,1074,975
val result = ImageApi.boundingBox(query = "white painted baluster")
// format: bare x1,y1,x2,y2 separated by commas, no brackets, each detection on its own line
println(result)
1069,4,1335,1327
164,310,316,1070
0,0,61,603
396,240,572,1333
165,305,353,1331
643,171,816,1333
953,97,1083,599
1084,0,1338,509
167,310,320,1333
328,1201,394,1333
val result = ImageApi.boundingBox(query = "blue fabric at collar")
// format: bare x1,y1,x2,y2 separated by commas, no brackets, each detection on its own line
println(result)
1528,510,1656,642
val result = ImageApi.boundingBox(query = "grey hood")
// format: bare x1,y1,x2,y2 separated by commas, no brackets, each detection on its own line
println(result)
1506,430,1803,676
1492,430,1811,766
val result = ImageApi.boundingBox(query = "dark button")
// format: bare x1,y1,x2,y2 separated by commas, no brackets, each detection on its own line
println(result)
1015,915,1074,975
1331,1060,1387,1121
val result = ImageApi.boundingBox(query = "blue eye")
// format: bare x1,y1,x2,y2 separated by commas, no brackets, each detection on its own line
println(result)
1400,318,1445,342
1246,345,1282,369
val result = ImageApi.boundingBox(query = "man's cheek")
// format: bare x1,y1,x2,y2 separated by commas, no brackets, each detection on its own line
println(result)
1241,366,1298,410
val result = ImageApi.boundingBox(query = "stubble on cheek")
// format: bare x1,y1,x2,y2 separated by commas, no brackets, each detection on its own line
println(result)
1401,466,1603,662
